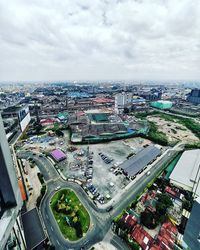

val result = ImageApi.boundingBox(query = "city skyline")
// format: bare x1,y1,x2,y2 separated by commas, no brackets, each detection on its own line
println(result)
0,0,200,82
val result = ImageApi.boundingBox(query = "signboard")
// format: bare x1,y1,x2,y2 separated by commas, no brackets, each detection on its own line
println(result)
18,107,31,132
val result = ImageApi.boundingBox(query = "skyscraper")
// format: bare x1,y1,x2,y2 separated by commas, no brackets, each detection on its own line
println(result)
0,115,22,249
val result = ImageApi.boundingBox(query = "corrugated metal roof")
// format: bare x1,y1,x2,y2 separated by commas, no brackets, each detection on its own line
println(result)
169,150,200,196
120,145,161,176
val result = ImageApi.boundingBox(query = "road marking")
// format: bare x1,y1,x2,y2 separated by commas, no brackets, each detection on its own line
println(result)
56,240,60,246
84,240,89,245
51,226,54,231
46,215,49,219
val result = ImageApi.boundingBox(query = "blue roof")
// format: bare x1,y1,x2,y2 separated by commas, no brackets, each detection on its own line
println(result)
132,99,146,103
128,128,134,133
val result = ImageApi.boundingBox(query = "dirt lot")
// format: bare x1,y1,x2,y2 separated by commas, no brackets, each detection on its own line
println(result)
147,116,199,143
18,131,152,203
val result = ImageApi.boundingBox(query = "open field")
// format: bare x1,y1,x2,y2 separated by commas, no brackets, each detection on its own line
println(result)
50,189,90,241
147,116,199,144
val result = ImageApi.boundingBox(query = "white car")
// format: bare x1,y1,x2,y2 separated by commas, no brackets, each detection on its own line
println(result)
55,186,61,191
146,171,151,176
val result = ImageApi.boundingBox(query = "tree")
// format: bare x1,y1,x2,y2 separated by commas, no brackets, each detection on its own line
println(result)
74,221,83,238
157,193,173,208
141,210,157,229
65,206,71,215
155,193,173,223
73,216,78,223
182,200,192,211
156,202,167,215
124,107,129,114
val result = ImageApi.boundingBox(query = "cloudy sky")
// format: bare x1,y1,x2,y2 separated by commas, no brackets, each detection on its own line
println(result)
0,0,200,82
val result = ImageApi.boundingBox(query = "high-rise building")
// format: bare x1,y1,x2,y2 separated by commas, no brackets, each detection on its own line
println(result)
0,115,22,249
187,89,200,104
115,92,133,114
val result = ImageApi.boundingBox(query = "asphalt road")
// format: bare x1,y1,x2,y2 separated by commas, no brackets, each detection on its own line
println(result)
17,147,180,250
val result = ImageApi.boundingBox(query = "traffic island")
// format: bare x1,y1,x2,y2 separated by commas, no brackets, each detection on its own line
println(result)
50,189,90,241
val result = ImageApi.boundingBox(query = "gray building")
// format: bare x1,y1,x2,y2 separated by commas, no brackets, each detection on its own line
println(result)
0,115,22,249
169,149,200,198
187,89,200,104
183,197,200,250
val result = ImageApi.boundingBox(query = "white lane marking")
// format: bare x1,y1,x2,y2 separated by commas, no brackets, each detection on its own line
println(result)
56,240,60,246
84,240,89,245
51,226,54,231
46,215,49,219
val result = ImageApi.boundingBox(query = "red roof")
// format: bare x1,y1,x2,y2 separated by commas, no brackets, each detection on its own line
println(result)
76,111,85,117
151,221,178,250
121,214,137,229
40,118,56,125
150,246,160,250
131,224,153,250
93,98,114,103
165,186,178,198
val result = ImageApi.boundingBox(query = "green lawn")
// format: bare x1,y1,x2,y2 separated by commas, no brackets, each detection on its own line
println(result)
50,189,90,241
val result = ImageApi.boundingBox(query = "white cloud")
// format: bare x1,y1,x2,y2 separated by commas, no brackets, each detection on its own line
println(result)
0,0,200,81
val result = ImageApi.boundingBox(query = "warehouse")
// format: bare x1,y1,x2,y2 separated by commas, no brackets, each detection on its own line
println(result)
169,149,200,197
120,145,161,177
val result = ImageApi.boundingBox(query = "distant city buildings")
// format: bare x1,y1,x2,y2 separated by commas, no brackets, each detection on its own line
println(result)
187,89,200,104
140,91,162,101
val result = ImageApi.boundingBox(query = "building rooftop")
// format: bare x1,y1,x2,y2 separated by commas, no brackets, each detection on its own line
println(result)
21,208,46,250
120,145,161,176
51,149,66,161
131,224,153,249
169,149,200,196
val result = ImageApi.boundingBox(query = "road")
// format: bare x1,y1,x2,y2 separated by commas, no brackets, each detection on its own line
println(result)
153,108,200,123
17,146,180,250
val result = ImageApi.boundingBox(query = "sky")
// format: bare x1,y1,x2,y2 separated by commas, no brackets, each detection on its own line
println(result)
0,0,200,82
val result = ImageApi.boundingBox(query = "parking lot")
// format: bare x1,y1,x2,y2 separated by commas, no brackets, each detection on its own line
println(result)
17,131,152,204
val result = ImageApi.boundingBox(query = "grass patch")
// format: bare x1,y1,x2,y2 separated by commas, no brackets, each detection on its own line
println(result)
50,189,90,241
146,121,168,146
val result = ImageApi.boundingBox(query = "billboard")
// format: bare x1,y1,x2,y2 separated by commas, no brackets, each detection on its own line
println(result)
18,107,31,132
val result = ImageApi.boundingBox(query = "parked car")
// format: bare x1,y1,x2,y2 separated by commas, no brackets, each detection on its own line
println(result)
106,206,113,212
55,186,61,191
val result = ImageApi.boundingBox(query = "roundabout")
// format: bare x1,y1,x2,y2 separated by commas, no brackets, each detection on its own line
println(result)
50,188,90,241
